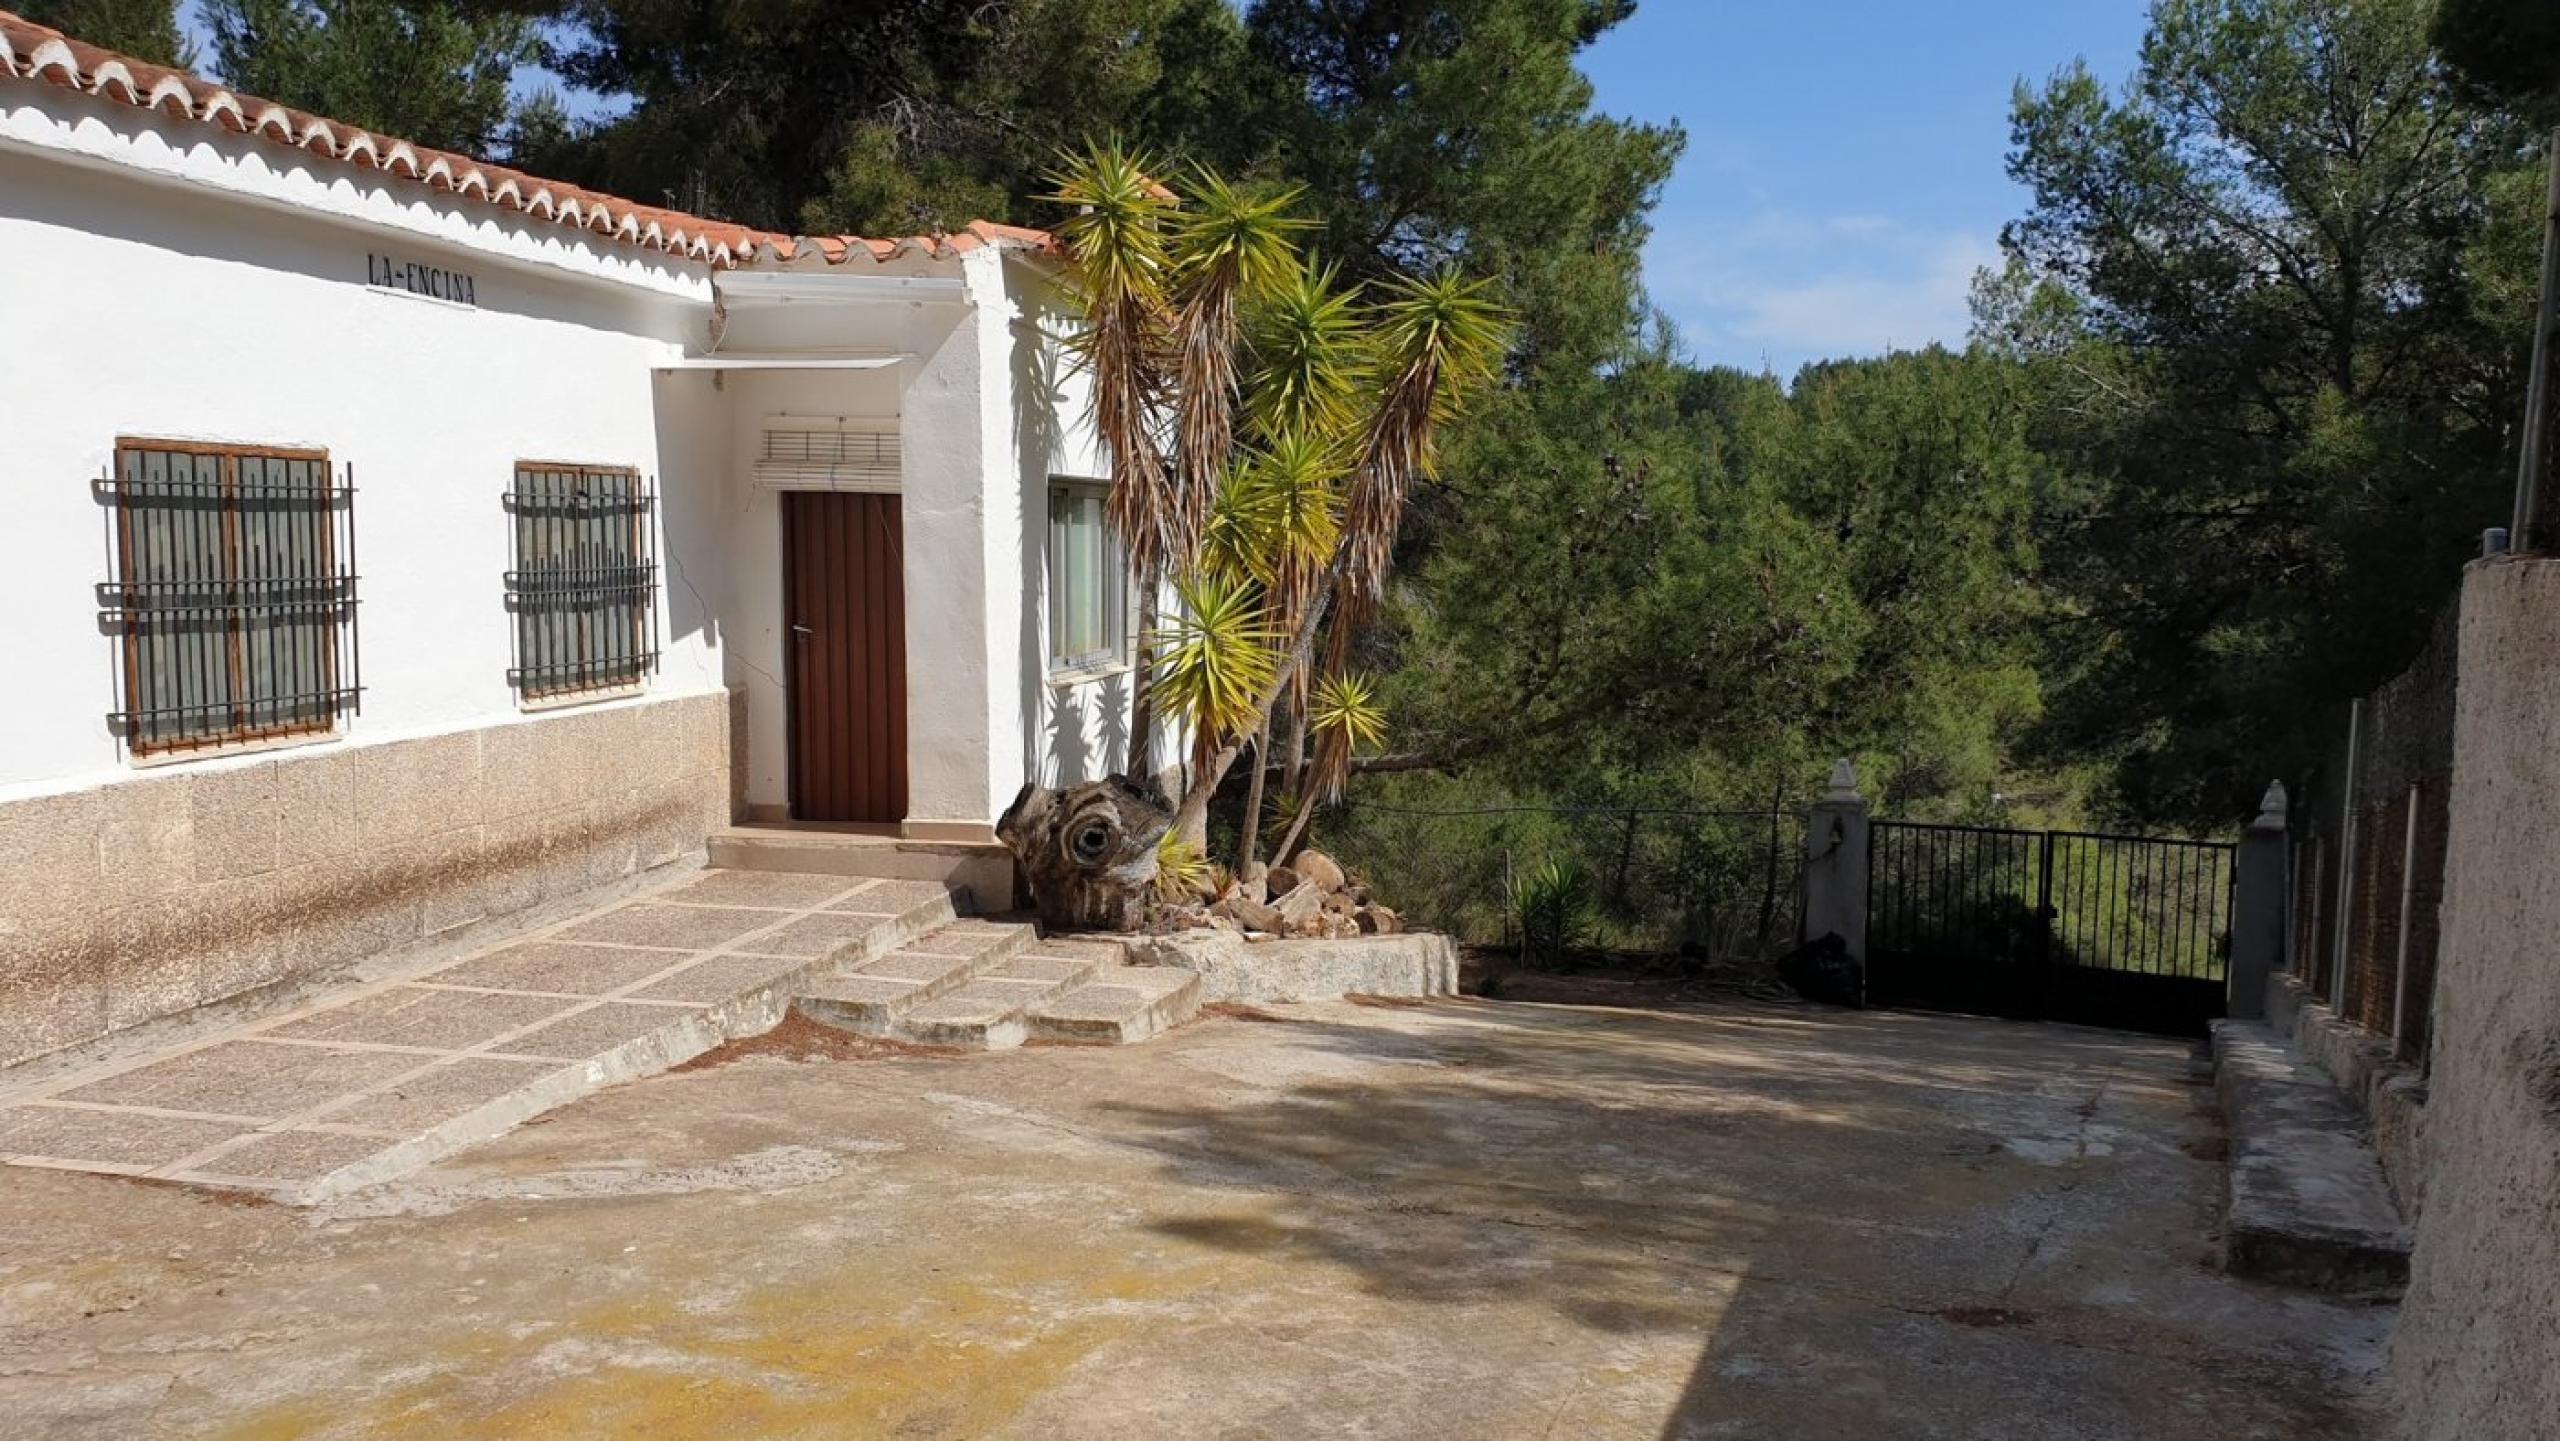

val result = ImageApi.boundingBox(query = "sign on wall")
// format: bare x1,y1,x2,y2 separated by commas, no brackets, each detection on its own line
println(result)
367,253,477,306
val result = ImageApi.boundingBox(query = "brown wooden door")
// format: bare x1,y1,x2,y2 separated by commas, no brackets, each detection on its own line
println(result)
782,492,907,823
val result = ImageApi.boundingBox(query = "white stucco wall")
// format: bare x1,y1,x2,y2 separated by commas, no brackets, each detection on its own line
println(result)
1,77,1135,834
986,257,1178,800
0,91,721,799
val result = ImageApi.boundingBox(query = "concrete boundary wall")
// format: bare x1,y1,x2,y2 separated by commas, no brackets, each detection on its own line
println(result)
2384,558,2560,1438
0,688,734,1070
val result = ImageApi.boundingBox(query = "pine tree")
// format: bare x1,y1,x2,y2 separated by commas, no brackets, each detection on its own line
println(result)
203,0,540,157
17,0,190,67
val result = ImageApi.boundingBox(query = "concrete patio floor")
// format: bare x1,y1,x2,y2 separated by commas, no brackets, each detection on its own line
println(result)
0,997,2387,1439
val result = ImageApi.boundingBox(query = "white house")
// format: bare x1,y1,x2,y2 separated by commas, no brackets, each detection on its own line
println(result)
0,11,1146,1067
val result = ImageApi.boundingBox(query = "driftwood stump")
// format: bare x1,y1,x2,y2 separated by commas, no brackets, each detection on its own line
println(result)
995,776,1172,933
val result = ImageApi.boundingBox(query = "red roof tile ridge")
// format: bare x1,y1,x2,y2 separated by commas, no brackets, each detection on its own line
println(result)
0,8,1058,272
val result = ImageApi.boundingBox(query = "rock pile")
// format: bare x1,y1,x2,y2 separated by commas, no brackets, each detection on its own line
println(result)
1161,849,1403,941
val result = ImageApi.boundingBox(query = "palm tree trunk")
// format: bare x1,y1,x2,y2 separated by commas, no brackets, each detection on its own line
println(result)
1236,716,1271,873
1124,575,1161,789
1280,691,1309,808
1270,789,1318,866
1171,550,1347,842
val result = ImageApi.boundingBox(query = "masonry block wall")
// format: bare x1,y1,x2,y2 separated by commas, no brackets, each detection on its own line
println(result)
0,690,734,1069
2385,557,2560,1436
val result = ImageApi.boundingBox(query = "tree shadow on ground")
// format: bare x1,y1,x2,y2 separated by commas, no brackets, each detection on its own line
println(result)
1092,1000,2167,1330
1079,999,2348,1438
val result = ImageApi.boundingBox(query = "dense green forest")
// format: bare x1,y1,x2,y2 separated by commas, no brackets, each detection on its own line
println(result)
27,0,2554,834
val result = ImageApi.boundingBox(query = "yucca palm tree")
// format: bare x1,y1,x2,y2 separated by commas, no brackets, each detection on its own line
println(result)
1044,144,1309,780
1014,144,1505,928
1166,268,1508,848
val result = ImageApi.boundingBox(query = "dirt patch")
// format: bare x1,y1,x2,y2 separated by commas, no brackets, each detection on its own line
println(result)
1344,994,1438,1010
1201,1002,1302,1024
2182,1136,2230,1163
107,1175,276,1209
671,1013,961,1071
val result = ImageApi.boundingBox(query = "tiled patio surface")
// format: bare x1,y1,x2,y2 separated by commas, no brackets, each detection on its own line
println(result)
0,871,955,1201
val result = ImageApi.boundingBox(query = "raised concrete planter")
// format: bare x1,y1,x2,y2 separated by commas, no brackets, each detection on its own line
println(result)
2210,1019,2412,1295
1125,931,1461,1005
2263,974,2429,1217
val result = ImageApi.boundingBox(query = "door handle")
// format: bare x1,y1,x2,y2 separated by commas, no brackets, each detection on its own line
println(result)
791,624,814,638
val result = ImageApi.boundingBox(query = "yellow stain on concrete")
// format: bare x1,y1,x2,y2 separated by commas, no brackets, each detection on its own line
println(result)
215,1232,1234,1440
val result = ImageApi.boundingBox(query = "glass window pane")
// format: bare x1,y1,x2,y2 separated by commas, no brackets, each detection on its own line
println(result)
1062,492,1102,658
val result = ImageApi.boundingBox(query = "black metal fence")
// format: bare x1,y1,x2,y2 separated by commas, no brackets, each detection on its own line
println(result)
1866,820,2234,1035
1310,799,1806,966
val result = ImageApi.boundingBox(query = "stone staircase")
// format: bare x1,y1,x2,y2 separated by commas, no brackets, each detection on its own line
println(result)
794,918,1201,1048
0,868,1198,1205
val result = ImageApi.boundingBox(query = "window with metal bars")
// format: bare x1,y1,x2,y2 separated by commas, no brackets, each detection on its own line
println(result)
96,442,361,756
503,464,659,700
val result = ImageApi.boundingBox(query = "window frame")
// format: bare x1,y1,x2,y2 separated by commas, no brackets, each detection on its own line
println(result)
102,437,357,759
503,460,660,707
1046,477,1129,679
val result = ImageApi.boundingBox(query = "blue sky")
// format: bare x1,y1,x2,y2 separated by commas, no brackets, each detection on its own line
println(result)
1581,1,2148,375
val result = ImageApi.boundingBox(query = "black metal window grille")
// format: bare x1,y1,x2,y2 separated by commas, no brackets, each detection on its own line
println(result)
504,465,659,699
95,443,360,756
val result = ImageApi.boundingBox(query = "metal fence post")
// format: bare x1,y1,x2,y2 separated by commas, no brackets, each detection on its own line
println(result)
2391,783,2421,1045
2330,700,2363,1012
2513,125,2560,552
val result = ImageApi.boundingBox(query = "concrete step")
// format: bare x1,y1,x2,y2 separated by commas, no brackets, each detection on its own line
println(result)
897,980,1056,1049
793,922,1203,1052
1029,966,1204,1045
2210,1020,2413,1294
792,920,1036,1035
708,825,1015,914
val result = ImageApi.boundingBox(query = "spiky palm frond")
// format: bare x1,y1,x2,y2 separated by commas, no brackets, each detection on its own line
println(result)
1150,573,1282,760
1248,428,1345,619
1199,454,1283,585
1341,269,1510,606
1245,264,1368,447
1154,830,1211,903
1043,138,1178,577
1163,171,1310,569
1198,429,1345,603
1306,668,1387,804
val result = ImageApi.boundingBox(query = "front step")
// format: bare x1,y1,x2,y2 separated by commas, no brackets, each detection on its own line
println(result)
708,825,1015,914
793,925,1203,1050
1028,967,1202,1045
795,922,1037,1036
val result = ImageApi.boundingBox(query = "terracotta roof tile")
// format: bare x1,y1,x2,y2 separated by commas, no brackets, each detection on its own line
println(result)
0,8,1057,273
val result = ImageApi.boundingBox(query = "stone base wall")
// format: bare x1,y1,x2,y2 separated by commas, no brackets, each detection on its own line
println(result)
1128,931,1461,1005
2263,973,2428,1217
2384,559,2560,1439
0,688,733,1070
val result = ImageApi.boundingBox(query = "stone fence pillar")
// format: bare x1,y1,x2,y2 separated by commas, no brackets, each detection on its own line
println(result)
2227,781,2289,1021
1800,760,1870,976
